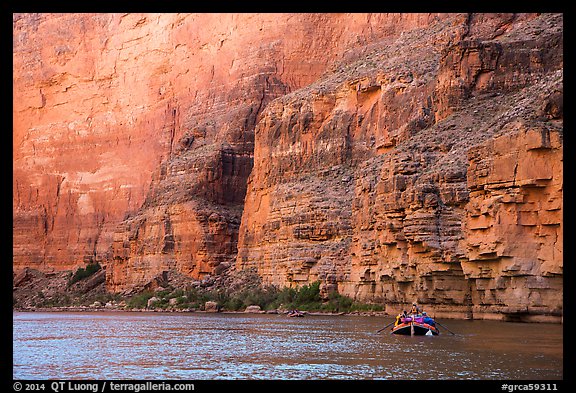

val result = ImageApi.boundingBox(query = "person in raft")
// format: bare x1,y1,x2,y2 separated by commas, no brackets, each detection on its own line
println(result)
410,303,421,315
422,311,435,326
394,310,408,326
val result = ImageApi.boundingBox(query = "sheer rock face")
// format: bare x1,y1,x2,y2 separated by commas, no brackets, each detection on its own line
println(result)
236,13,563,321
13,12,445,290
463,124,563,318
14,13,563,320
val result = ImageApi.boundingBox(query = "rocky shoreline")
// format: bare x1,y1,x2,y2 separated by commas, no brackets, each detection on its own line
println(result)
13,267,387,318
11,307,562,323
14,303,561,323
13,267,562,323
13,305,368,317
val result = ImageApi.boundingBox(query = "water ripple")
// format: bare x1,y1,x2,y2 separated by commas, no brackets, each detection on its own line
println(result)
13,312,562,380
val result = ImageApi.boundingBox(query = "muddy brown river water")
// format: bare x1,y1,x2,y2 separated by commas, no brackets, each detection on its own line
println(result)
12,311,562,380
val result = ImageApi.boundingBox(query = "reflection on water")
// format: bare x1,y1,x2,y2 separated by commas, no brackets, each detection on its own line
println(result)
13,312,562,380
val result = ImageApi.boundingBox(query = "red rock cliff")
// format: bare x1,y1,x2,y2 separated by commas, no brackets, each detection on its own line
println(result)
13,13,562,320
13,13,442,282
236,13,563,321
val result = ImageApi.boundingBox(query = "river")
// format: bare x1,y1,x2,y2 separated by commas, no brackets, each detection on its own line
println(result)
12,311,563,380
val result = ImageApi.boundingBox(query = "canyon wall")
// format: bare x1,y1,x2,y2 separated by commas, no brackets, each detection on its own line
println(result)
13,12,444,284
13,13,563,320
236,13,563,321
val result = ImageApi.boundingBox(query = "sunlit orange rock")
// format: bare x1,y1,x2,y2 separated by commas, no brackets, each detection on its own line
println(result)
14,13,563,321
236,13,563,321
13,12,445,286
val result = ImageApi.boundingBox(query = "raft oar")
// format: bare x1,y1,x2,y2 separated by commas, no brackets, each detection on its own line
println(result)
435,320,456,335
376,320,396,333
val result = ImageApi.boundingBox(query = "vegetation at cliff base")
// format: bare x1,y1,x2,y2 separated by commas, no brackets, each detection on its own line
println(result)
128,280,383,313
68,262,102,286
126,291,155,309
14,266,382,313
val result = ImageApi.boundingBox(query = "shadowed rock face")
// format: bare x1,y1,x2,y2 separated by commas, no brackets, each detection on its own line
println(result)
14,13,563,320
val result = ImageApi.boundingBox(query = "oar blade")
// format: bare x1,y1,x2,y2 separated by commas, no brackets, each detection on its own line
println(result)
376,320,396,333
436,321,456,335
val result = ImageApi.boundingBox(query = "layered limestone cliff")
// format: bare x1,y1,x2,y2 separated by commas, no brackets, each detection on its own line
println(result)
14,13,563,321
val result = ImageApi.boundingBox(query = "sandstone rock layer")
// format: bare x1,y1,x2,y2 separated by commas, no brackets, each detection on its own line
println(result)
14,12,441,276
236,13,563,321
13,13,563,321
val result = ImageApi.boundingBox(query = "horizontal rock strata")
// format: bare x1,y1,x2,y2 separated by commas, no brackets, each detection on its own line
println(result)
236,13,563,321
14,13,563,321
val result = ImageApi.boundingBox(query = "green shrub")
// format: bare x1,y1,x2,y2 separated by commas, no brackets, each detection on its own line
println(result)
155,288,173,298
320,292,354,312
123,279,382,313
351,302,384,312
222,296,244,311
241,286,278,309
170,289,185,299
294,281,321,304
271,287,297,308
68,262,101,286
127,291,154,309
263,281,323,311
